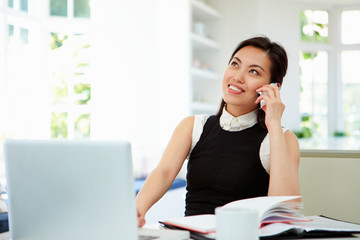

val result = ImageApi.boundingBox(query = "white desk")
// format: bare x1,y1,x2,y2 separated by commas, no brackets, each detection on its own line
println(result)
1,231,359,240
286,238,360,240
0,232,9,240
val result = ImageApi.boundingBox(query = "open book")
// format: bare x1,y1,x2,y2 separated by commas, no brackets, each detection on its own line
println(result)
260,215,360,238
159,196,360,239
160,196,306,234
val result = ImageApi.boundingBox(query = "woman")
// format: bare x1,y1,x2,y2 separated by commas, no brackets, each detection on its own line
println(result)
136,36,300,227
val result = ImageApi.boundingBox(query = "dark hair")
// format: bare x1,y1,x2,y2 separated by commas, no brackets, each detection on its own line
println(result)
216,36,288,129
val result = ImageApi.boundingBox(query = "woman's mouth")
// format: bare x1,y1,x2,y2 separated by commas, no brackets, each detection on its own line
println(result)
228,84,244,94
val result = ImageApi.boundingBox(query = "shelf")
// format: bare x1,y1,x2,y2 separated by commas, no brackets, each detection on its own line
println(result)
191,33,220,49
191,0,220,20
190,0,221,116
191,68,220,81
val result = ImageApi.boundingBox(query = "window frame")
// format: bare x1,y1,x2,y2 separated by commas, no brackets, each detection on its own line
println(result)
47,0,92,139
1,0,92,140
300,5,360,138
338,6,360,136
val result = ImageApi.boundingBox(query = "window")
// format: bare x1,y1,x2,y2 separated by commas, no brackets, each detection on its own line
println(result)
301,10,329,43
0,0,93,186
50,0,91,18
49,33,92,139
2,0,92,140
20,0,28,12
341,10,360,137
8,0,14,8
299,10,329,138
8,24,14,39
299,51,328,138
74,0,91,18
20,27,29,44
341,10,360,44
50,0,67,17
299,8,360,139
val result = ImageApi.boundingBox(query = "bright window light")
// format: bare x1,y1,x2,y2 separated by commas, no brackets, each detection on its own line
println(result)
341,10,360,44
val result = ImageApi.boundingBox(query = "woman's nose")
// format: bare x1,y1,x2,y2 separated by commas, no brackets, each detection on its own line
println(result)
233,70,245,83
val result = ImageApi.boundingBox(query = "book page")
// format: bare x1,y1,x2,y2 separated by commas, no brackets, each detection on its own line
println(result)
163,214,216,234
162,196,301,233
290,216,360,232
260,222,304,237
223,196,301,224
260,215,360,237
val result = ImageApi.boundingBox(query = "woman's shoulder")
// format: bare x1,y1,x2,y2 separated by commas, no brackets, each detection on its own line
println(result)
175,116,195,133
181,115,195,124
284,129,299,140
176,114,211,132
178,114,211,132
194,114,210,126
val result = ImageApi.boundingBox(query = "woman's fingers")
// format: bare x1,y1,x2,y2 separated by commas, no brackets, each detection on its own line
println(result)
137,210,146,227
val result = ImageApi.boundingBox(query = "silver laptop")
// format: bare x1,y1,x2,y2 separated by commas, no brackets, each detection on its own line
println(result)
3,139,189,240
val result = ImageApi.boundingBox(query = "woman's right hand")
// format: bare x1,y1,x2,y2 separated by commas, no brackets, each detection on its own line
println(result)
137,209,146,228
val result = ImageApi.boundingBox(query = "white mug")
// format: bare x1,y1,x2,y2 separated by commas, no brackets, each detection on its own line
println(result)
215,207,259,240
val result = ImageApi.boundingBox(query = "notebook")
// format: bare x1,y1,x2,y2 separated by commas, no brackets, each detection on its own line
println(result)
3,139,189,240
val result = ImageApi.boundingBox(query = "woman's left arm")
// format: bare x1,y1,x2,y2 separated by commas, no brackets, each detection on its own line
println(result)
267,127,301,196
256,84,301,196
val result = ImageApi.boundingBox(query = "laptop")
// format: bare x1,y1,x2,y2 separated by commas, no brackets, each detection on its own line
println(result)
3,139,189,240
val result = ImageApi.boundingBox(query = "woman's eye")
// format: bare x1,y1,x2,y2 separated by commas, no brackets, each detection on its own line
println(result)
250,69,259,75
231,61,238,67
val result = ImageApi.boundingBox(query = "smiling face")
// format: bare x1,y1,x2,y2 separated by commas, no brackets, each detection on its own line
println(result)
222,45,272,116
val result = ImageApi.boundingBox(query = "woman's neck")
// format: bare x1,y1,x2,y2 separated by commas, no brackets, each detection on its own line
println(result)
225,104,257,117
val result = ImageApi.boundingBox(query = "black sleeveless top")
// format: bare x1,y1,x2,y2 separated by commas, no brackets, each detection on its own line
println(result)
185,115,269,216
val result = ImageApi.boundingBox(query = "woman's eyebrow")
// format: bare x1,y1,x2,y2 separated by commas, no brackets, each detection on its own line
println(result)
249,64,265,72
233,56,241,63
233,56,265,72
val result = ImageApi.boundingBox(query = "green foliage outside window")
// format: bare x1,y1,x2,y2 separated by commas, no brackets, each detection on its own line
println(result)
49,2,91,139
50,32,68,50
74,83,90,105
51,112,68,139
51,78,68,105
75,113,90,138
298,50,328,138
49,33,91,139
301,10,328,43
294,114,313,138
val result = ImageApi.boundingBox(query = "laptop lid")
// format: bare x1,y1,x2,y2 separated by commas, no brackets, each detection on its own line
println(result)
4,139,138,240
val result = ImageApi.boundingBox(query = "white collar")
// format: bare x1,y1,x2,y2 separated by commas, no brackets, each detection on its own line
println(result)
219,107,258,131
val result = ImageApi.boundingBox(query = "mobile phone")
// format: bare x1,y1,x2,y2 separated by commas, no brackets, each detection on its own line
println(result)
258,83,278,109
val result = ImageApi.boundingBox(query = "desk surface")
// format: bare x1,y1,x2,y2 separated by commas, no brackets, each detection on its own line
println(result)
1,231,359,240
0,232,9,240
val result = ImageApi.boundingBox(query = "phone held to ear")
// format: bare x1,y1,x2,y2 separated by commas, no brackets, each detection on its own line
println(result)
258,83,278,109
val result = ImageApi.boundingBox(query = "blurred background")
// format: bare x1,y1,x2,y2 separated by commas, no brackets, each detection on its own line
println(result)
1,0,360,187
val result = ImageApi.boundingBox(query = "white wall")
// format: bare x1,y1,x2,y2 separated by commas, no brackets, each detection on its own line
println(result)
90,0,190,174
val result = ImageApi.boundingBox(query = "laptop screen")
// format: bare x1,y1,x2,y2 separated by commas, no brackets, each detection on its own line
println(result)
4,140,138,240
